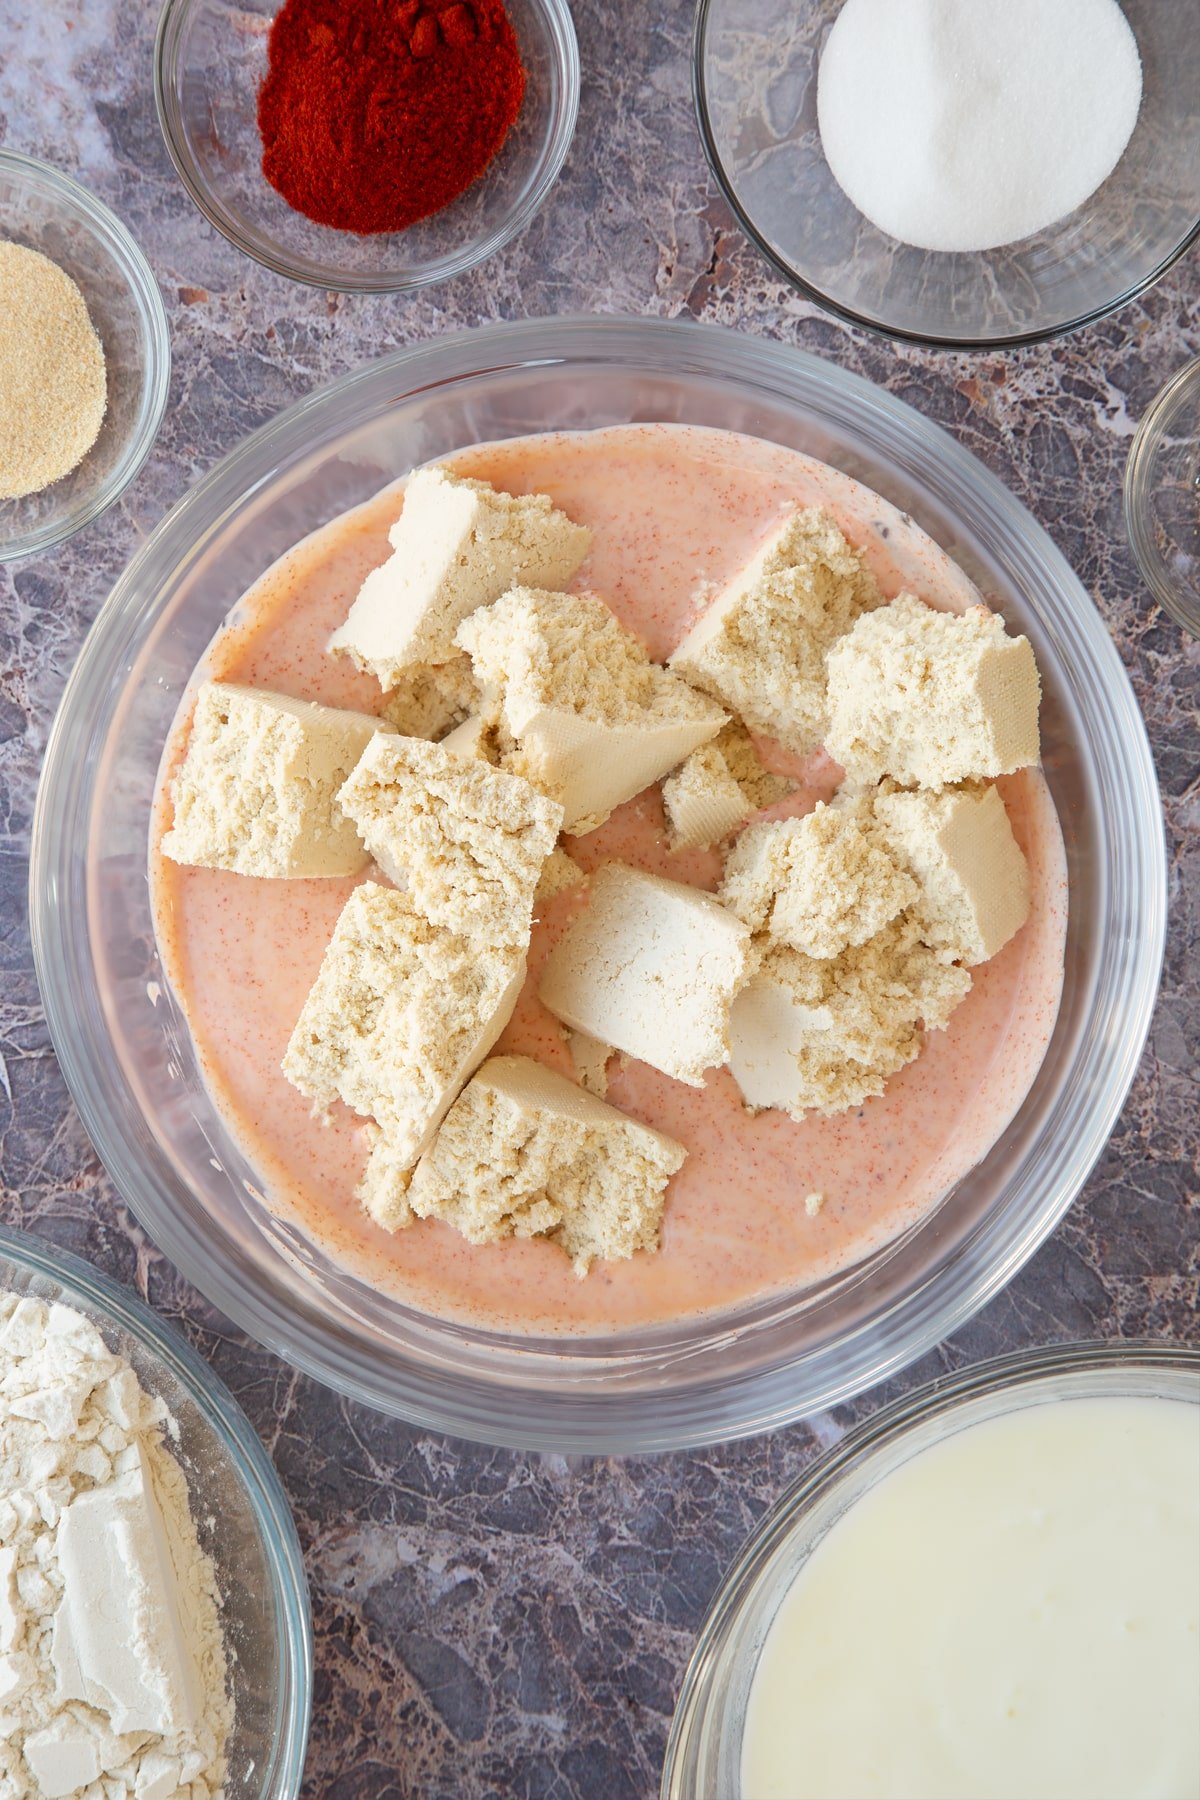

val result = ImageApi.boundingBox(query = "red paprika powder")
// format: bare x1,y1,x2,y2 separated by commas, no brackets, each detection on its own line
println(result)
257,0,527,235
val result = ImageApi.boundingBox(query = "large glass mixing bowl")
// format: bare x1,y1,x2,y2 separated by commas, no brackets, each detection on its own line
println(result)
30,317,1165,1453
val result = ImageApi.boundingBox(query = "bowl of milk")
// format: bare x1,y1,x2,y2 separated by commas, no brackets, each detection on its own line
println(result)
663,1341,1200,1798
694,0,1200,346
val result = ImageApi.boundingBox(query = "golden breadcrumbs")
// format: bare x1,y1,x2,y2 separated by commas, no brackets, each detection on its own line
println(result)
0,241,107,499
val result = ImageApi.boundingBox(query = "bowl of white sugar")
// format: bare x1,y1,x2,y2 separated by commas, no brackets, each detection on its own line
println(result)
0,1225,311,1799
694,0,1200,347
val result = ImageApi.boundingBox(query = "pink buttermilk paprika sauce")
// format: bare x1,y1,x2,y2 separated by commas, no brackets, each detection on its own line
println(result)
149,424,1067,1336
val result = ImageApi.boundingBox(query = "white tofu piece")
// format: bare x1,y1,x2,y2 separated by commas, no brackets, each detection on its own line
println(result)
161,681,388,878
728,924,972,1120
379,655,481,739
729,952,839,1117
283,882,525,1175
514,706,724,836
538,863,752,1085
536,846,586,907
439,712,496,763
329,467,591,686
873,781,1031,965
408,1055,686,1275
669,507,881,755
719,804,916,959
661,717,791,851
662,742,750,850
567,1029,612,1096
825,593,1041,788
337,734,562,947
456,587,726,832
357,1126,416,1233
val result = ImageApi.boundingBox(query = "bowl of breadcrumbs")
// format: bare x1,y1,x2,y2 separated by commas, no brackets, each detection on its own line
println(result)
0,151,170,562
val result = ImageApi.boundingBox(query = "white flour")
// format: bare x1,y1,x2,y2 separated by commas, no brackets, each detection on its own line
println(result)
817,0,1144,253
0,1293,232,1800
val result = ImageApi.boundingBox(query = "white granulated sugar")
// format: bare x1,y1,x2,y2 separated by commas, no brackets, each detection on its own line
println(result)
816,0,1143,253
0,1291,231,1800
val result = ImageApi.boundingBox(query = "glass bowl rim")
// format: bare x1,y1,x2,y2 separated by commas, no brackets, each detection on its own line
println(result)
661,1338,1200,1798
153,0,581,294
29,313,1167,1452
0,149,172,563
0,1220,313,1797
691,0,1200,352
1123,353,1200,636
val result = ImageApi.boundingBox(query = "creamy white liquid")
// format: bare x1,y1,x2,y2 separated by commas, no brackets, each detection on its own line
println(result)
741,1396,1200,1800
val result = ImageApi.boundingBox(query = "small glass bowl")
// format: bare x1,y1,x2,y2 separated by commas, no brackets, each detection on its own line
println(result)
1124,357,1200,637
662,1341,1200,1798
694,0,1200,348
0,1223,312,1798
0,152,170,562
154,0,579,292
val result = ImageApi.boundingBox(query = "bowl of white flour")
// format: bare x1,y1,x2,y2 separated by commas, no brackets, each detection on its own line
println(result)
0,1225,311,1799
694,0,1200,346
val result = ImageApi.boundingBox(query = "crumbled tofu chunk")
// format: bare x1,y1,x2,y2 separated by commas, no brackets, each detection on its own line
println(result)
825,593,1041,788
669,508,881,755
338,735,563,947
357,1126,415,1232
440,712,497,763
873,782,1031,965
664,742,749,849
536,847,585,906
441,710,543,795
379,656,481,739
720,805,916,959
713,720,796,811
728,920,972,1119
161,680,388,878
567,1030,611,1096
662,723,793,851
329,466,591,686
408,1056,686,1275
539,863,752,1085
456,587,726,832
282,882,525,1174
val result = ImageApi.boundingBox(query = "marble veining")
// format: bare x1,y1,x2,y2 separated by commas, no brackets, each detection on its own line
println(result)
0,2,1197,1794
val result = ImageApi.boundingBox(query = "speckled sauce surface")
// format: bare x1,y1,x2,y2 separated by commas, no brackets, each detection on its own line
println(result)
0,5,1196,1796
151,425,1066,1333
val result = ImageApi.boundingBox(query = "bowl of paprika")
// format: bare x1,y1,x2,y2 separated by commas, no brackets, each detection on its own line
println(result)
154,0,578,291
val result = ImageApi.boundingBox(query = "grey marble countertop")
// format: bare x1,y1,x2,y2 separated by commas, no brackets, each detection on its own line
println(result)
1,3,1197,1795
